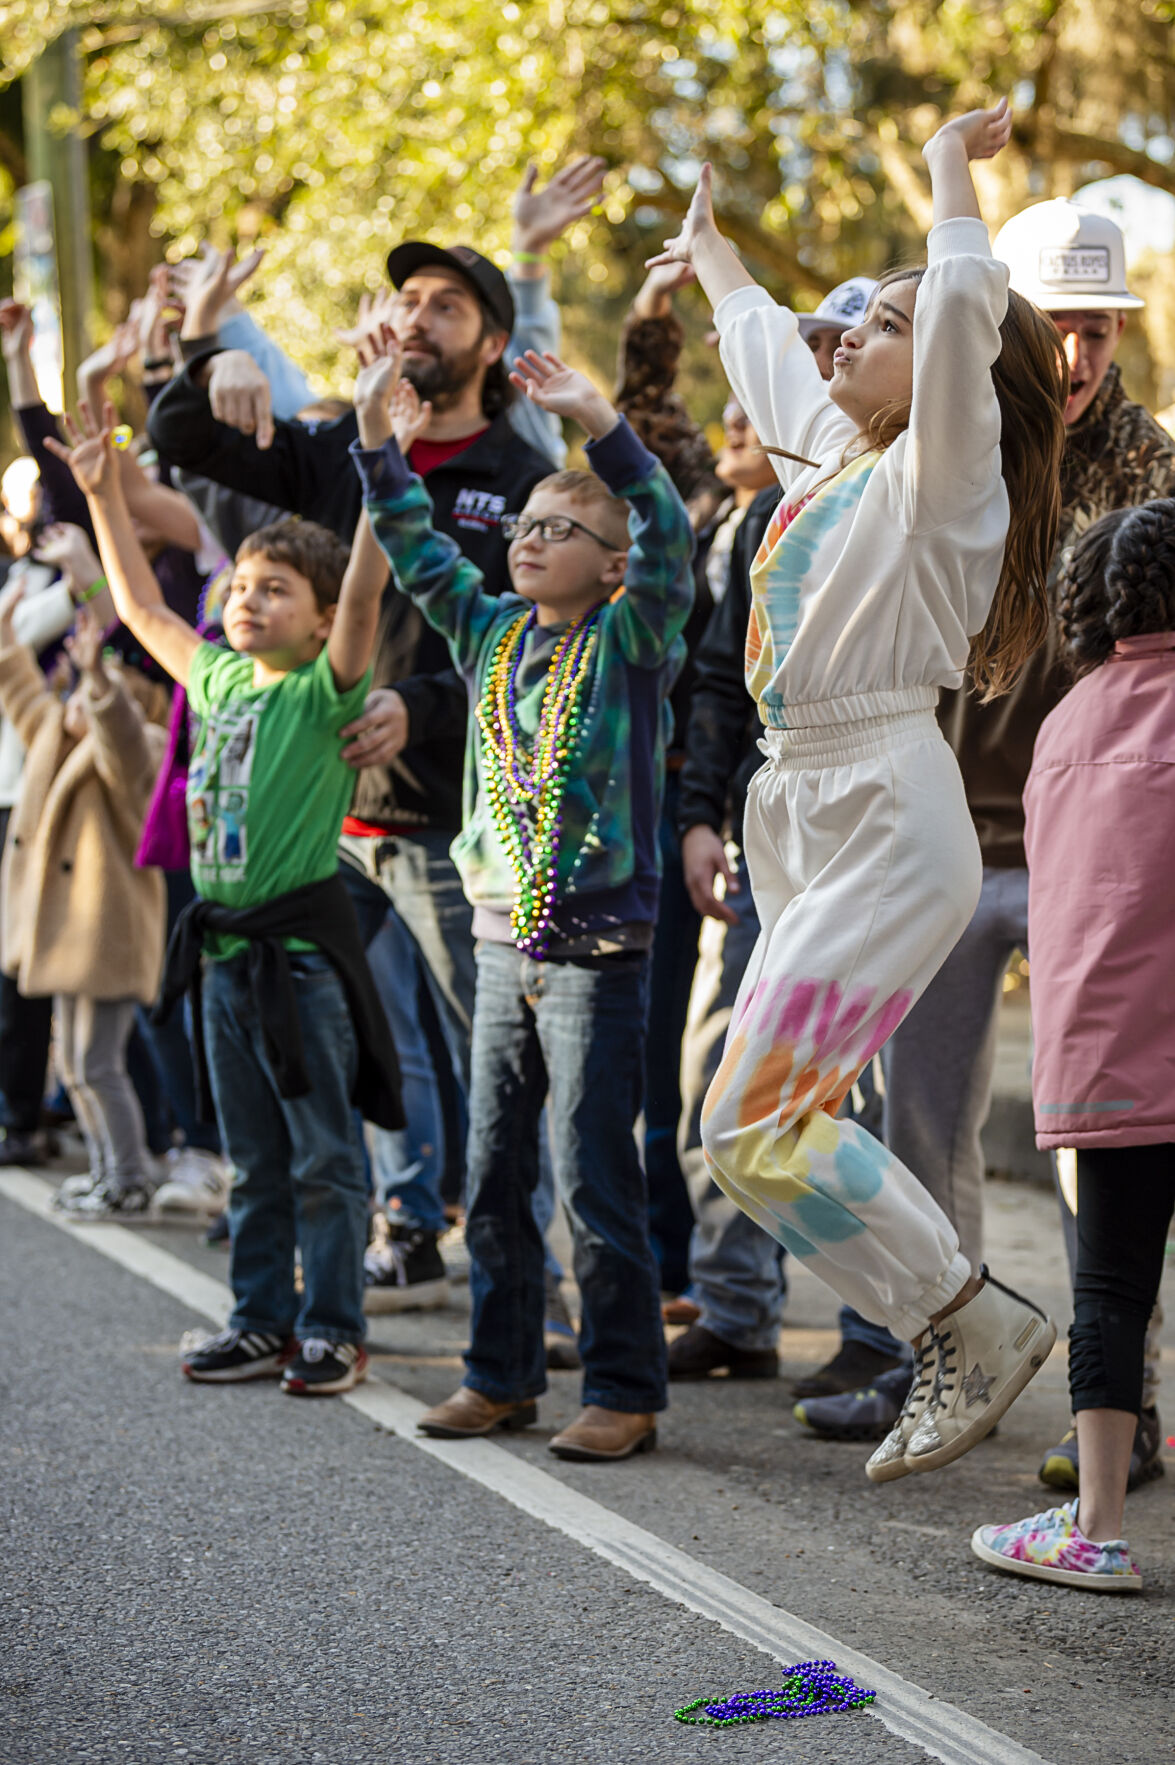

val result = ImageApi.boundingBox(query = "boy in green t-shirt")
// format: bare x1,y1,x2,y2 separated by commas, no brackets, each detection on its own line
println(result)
50,396,395,1396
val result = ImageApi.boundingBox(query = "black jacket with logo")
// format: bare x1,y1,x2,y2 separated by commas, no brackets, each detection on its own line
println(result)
147,352,554,831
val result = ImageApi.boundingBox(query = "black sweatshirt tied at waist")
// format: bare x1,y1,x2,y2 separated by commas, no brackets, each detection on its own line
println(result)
153,873,403,1131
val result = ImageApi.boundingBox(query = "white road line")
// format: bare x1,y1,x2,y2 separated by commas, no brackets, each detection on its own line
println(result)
3,1170,1055,1765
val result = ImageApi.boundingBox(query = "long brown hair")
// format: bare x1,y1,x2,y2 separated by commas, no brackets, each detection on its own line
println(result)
862,267,1069,700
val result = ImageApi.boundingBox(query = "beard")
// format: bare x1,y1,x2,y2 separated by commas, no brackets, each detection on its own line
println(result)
400,338,487,413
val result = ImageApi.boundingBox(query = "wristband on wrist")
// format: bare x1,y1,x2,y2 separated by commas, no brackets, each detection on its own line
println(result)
143,355,173,371
512,250,548,265
78,575,108,604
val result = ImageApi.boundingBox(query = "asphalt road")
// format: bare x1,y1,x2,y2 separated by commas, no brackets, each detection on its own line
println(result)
2,1171,1172,1765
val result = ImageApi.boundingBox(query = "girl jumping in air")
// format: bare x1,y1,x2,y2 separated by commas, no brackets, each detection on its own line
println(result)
648,100,1068,1482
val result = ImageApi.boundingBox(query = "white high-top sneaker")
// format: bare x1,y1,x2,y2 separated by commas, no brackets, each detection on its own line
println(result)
864,1336,938,1483
904,1268,1055,1475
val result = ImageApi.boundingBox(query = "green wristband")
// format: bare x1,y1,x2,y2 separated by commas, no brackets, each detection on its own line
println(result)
512,251,548,265
78,575,108,603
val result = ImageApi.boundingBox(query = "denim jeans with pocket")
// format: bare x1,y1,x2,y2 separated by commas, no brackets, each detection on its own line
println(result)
463,939,667,1414
203,949,368,1344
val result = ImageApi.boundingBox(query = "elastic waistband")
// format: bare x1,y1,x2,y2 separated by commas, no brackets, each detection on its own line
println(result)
759,708,942,770
760,684,938,730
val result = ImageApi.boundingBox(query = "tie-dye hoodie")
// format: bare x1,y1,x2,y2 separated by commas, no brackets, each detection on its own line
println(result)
715,217,1011,731
352,419,693,943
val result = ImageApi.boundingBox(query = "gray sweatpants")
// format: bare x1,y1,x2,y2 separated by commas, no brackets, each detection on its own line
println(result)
55,996,152,1193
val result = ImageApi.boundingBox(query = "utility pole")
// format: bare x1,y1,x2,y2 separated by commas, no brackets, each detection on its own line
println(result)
22,30,91,407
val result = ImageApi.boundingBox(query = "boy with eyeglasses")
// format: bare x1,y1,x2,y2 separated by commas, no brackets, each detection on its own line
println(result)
350,347,693,1460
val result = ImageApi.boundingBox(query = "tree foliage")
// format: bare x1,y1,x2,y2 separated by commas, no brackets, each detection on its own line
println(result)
0,0,1173,413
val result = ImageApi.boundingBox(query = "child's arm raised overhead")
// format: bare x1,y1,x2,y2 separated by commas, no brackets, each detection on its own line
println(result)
45,404,202,688
899,101,1013,534
349,340,501,673
511,351,694,667
325,344,398,691
647,167,854,487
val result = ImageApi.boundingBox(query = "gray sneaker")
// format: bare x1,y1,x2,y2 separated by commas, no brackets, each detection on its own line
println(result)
794,1363,914,1440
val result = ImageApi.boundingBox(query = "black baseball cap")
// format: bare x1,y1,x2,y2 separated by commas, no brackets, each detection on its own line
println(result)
385,242,515,336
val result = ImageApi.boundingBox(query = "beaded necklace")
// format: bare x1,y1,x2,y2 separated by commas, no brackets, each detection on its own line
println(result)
475,603,602,958
674,1659,876,1726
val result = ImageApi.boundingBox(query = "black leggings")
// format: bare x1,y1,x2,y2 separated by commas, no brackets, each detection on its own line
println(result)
1069,1143,1174,1415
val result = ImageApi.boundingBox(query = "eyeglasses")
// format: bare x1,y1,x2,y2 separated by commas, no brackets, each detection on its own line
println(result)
501,513,618,549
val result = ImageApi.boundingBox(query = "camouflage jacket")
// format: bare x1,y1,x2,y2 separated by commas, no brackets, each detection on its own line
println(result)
942,363,1175,868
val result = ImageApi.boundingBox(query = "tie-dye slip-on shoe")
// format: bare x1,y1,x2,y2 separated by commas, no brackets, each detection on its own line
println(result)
970,1500,1141,1593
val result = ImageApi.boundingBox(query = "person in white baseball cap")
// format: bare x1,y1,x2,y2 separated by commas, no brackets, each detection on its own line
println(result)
993,199,1142,428
796,276,880,380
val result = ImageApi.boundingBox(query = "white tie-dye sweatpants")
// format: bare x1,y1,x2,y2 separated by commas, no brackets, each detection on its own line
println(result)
700,709,981,1341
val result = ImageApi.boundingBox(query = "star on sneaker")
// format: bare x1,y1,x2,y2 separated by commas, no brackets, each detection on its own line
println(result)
971,1500,1141,1593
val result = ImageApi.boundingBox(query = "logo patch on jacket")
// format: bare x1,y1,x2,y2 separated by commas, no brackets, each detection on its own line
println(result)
454,488,507,532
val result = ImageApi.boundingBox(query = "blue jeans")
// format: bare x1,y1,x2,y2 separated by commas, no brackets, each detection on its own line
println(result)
203,951,368,1344
643,776,702,1292
679,852,787,1350
463,940,666,1413
339,842,562,1269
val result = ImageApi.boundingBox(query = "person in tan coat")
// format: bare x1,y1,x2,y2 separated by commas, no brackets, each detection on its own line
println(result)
0,587,168,1216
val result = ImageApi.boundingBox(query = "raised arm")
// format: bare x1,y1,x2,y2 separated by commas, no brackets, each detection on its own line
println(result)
510,351,694,665
898,103,1013,533
646,173,853,487
45,407,202,687
351,345,499,671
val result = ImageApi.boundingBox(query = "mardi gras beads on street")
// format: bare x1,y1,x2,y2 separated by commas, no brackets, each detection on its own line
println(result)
475,603,601,958
674,1659,876,1725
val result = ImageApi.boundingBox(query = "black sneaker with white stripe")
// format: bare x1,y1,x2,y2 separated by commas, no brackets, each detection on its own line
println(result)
280,1338,368,1396
181,1328,296,1383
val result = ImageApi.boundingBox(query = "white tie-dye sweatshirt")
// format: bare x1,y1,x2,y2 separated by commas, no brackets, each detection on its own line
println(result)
715,217,1011,730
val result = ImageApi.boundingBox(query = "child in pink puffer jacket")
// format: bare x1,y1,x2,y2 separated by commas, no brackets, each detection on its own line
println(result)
972,498,1175,1596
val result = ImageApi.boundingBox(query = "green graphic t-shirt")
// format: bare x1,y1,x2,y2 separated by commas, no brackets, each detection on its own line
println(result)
186,641,371,959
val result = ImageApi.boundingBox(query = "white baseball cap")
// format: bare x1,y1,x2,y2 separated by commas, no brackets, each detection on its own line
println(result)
992,199,1143,312
797,276,880,338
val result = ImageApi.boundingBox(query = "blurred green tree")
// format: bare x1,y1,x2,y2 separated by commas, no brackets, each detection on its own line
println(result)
0,0,1172,423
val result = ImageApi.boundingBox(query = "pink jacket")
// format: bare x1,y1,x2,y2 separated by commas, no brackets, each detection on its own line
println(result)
1024,633,1175,1149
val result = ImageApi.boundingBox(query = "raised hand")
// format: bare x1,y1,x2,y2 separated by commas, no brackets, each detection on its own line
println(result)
336,288,397,355
43,401,120,499
512,155,608,256
389,377,432,454
176,243,265,339
508,350,616,439
33,522,104,597
924,98,1012,164
645,163,718,271
138,263,183,368
64,603,106,679
632,260,698,320
0,299,34,362
0,576,25,645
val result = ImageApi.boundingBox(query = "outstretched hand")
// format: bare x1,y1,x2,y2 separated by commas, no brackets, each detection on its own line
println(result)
508,351,616,439
336,288,398,355
33,522,104,596
43,400,121,500
64,604,106,679
176,243,265,339
645,163,717,271
924,98,1012,164
0,299,34,362
513,155,608,253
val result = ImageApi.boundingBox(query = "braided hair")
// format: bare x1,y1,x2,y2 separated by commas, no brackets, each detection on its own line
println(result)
1058,498,1175,678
